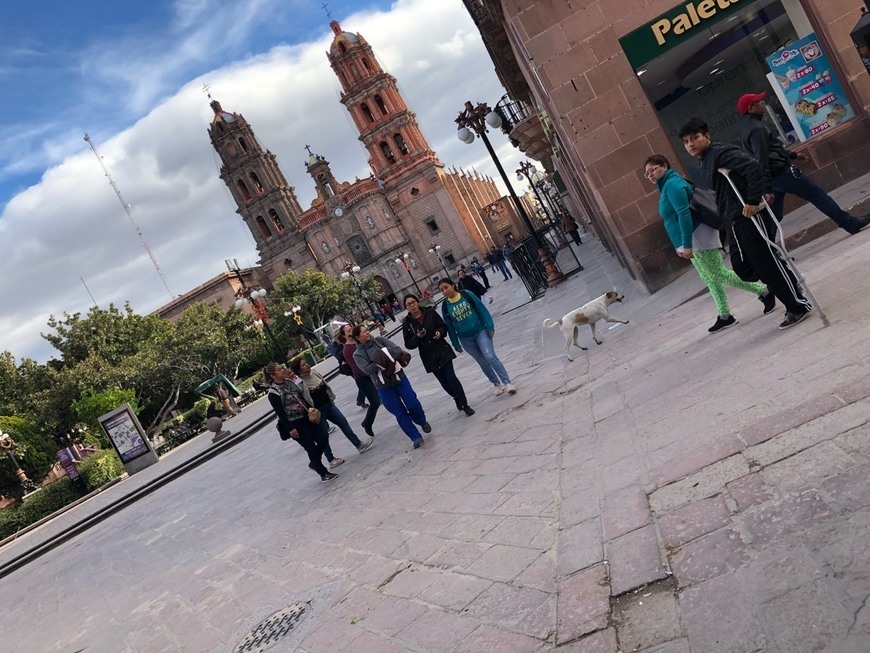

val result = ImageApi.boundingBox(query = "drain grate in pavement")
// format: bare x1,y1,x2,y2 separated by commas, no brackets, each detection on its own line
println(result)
232,602,309,653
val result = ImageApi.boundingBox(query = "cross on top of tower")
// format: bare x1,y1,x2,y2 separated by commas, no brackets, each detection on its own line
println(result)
304,144,313,156
321,2,332,19
201,81,212,100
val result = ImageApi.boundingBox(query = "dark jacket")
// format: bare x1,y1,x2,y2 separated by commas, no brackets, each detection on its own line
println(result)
457,274,486,298
401,306,456,373
698,142,764,221
267,380,310,432
739,113,795,193
353,336,410,389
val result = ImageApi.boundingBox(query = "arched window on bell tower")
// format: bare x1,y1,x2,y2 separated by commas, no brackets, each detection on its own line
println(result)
255,216,270,239
317,173,335,197
238,137,248,152
380,141,396,164
362,58,372,72
338,42,347,53
237,179,252,202
250,172,264,194
269,209,284,233
393,133,409,155
360,103,374,124
374,94,388,115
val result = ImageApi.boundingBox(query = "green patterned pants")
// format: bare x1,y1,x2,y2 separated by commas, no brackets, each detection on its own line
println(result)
691,248,765,316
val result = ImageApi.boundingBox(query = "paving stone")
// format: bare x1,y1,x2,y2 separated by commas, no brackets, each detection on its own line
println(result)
557,518,603,578
425,540,490,570
464,582,555,639
358,595,429,638
602,455,647,494
738,393,845,446
495,491,558,517
555,564,610,644
465,544,543,582
739,542,824,604
299,613,364,652
612,579,682,653
648,454,750,514
658,495,732,549
679,573,768,652
555,627,618,652
461,473,517,494
759,440,857,492
346,630,410,653
391,533,447,563
416,572,492,611
380,565,441,598
515,549,558,594
649,433,745,488
726,473,776,512
639,638,691,653
822,464,870,512
741,489,835,546
601,484,650,540
438,513,503,540
669,526,750,587
483,515,556,550
396,607,480,651
456,624,550,653
607,524,667,596
762,580,854,652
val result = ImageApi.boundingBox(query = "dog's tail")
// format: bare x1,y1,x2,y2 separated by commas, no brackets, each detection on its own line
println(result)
542,318,562,329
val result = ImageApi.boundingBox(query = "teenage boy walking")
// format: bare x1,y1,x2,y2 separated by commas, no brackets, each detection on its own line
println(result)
678,117,812,330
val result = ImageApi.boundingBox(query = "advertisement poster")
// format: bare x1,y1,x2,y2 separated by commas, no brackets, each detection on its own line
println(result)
100,406,149,463
56,448,81,481
766,33,855,140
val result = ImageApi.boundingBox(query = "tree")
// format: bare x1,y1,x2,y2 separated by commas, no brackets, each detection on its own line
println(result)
72,388,139,448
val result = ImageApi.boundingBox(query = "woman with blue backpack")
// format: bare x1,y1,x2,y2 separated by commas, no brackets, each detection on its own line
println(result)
644,154,774,334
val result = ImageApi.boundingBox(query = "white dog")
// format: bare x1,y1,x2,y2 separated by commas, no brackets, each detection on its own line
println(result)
543,291,629,361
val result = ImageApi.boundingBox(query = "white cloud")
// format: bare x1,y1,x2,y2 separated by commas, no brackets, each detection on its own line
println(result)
0,0,527,362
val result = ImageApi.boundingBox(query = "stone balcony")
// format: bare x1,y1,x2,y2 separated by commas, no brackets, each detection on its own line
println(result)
495,96,552,166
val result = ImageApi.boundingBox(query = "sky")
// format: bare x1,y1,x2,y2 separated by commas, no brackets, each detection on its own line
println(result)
0,0,529,363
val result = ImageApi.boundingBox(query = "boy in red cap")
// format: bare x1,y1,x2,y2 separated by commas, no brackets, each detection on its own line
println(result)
738,91,870,235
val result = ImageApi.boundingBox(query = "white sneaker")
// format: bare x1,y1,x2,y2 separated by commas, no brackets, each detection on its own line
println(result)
505,383,517,395
357,439,373,453
329,457,345,469
494,385,505,396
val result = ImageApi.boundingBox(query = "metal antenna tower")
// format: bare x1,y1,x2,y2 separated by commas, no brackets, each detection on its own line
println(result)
83,132,174,299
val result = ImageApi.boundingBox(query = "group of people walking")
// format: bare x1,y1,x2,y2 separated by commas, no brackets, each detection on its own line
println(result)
266,279,516,483
648,91,868,334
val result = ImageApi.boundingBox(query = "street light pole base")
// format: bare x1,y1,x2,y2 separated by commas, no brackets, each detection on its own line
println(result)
538,248,564,287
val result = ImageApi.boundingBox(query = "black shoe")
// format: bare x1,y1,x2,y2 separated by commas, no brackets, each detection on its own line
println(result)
421,422,432,434
328,425,336,434
321,472,339,483
708,315,737,333
463,406,476,416
413,438,424,449
362,423,374,438
759,291,776,315
357,401,369,409
849,215,870,234
779,308,811,330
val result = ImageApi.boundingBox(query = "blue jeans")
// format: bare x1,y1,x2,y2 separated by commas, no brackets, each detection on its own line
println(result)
377,376,427,442
459,330,510,386
496,261,512,279
318,401,362,448
771,166,862,233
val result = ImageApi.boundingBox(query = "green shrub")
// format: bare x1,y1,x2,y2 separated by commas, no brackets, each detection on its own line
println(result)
0,478,82,540
78,450,125,491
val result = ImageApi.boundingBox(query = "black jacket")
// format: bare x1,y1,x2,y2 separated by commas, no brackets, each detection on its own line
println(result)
698,142,764,221
401,306,456,373
739,113,795,193
458,275,486,298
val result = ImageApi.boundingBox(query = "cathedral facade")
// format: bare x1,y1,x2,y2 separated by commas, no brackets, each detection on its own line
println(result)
207,21,502,301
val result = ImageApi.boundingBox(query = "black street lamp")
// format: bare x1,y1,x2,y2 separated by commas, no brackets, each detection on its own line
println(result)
341,261,377,319
394,251,422,295
428,243,451,278
516,160,554,227
226,261,286,364
456,101,563,288
0,430,38,495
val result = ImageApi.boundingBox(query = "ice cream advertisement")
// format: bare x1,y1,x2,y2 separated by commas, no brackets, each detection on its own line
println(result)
766,33,854,140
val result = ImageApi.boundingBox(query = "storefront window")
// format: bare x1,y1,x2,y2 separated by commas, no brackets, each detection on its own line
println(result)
621,0,823,184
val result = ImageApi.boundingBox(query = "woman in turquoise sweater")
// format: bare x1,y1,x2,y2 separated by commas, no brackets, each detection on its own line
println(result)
439,278,516,396
644,154,774,333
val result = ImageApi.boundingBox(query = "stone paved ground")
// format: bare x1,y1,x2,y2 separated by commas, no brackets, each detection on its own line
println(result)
1,213,869,651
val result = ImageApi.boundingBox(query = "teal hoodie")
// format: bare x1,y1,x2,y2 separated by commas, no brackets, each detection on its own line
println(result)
656,168,698,250
441,290,494,349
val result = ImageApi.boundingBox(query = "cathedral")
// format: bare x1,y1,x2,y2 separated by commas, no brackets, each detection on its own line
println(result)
207,21,503,302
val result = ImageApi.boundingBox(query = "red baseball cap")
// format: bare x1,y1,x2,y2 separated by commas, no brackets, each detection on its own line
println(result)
737,91,766,115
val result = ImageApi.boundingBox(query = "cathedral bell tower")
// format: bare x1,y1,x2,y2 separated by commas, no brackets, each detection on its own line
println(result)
207,98,305,250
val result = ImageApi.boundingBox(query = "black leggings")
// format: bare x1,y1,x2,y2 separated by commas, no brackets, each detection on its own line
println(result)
354,376,381,430
288,418,330,477
431,360,468,409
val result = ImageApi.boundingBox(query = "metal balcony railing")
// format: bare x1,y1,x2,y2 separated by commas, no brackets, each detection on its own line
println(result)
494,94,535,132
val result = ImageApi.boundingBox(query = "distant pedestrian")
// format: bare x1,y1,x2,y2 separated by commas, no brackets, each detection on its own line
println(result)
489,246,512,280
439,278,515,396
457,269,486,299
738,92,869,235
392,298,401,313
215,384,237,416
402,294,474,416
353,324,431,449
644,153,773,334
470,257,490,289
382,303,396,322
290,357,373,455
561,212,582,245
264,362,337,483
339,324,381,437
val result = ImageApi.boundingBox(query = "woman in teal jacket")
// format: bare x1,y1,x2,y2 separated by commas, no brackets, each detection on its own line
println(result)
644,154,773,333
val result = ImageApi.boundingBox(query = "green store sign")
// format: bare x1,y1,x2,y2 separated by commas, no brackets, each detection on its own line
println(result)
620,0,747,69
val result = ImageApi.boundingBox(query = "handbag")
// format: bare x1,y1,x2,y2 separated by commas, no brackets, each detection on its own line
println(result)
337,361,353,376
307,407,321,424
688,184,733,230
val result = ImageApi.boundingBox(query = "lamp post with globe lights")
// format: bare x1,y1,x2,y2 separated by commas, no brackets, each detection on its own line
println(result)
341,261,376,319
283,304,316,355
234,287,286,365
428,243,451,278
456,101,563,288
394,251,422,295
516,160,554,226
0,430,39,495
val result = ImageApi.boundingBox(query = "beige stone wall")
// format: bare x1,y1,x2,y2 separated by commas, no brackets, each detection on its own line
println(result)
498,0,870,291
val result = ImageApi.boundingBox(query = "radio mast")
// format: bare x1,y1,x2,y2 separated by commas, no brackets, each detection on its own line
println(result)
83,132,174,299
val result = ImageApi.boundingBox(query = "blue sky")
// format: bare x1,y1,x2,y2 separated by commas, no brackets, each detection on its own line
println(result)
0,0,527,362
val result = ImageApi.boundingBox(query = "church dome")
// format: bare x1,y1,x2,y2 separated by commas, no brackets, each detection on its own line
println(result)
329,21,361,54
